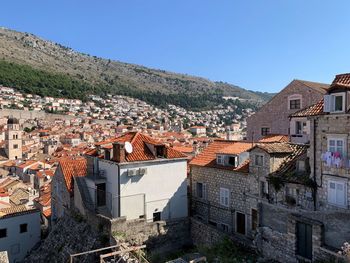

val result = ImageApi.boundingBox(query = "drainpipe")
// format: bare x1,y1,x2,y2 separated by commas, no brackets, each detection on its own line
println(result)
117,163,121,217
313,118,317,211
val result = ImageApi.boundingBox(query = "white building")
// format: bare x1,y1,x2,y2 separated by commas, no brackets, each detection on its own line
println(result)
0,206,41,263
78,132,189,222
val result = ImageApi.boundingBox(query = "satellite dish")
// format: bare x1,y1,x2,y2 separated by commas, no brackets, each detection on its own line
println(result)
125,142,133,154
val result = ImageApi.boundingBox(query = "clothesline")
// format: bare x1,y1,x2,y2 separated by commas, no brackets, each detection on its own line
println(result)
322,151,349,169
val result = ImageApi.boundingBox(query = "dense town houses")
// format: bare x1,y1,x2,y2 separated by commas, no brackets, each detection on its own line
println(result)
2,75,350,262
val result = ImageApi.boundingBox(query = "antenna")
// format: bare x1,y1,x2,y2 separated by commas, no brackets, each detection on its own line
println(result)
125,142,133,154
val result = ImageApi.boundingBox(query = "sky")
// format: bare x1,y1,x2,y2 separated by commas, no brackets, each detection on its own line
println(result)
1,1,350,93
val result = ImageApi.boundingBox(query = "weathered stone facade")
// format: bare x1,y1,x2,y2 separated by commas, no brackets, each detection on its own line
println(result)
191,165,259,243
247,80,327,141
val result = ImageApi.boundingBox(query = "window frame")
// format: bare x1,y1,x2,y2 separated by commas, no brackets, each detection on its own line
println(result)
332,92,346,113
0,228,7,238
196,182,207,200
288,94,302,110
255,154,264,166
289,99,301,110
216,155,224,165
327,179,347,208
261,127,270,136
20,223,28,234
327,136,347,157
219,187,230,207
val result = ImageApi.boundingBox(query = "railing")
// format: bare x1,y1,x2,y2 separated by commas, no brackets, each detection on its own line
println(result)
321,152,350,169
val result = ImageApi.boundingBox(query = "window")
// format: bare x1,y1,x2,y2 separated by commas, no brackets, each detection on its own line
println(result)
228,156,237,167
219,223,229,233
0,228,6,238
220,187,230,207
261,127,270,136
217,155,224,165
290,99,301,110
328,138,345,157
295,121,307,135
196,182,207,200
324,93,346,113
251,209,258,231
297,160,305,172
335,94,344,112
153,212,161,222
13,144,18,149
260,181,269,197
255,155,264,166
328,180,346,207
20,224,27,233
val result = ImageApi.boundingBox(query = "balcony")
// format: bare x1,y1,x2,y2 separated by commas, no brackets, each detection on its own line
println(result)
321,152,350,176
290,134,310,145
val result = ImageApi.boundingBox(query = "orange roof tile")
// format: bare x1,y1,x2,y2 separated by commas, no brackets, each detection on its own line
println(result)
259,134,289,143
330,73,350,90
97,132,187,162
190,140,251,172
58,158,87,193
289,99,324,118
43,208,51,218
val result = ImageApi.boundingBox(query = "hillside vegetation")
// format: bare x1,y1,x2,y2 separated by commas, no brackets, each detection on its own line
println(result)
0,27,273,110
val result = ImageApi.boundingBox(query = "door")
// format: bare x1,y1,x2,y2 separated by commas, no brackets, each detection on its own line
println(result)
96,183,106,207
236,212,246,235
297,222,312,260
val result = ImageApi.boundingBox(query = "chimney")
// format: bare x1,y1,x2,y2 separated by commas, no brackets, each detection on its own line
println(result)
113,142,126,163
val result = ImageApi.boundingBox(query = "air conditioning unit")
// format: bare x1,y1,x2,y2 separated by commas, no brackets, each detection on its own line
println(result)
127,169,137,176
139,168,147,175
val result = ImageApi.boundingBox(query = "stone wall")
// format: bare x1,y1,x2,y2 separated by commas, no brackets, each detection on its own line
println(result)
0,109,113,124
80,204,191,256
247,80,325,141
311,114,350,211
191,165,260,240
258,202,349,262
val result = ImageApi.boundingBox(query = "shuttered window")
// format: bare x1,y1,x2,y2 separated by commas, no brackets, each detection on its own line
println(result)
328,180,346,207
220,188,230,207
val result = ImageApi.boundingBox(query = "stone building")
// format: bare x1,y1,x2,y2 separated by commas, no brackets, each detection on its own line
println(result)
190,140,257,243
51,157,87,222
4,117,22,160
247,79,328,141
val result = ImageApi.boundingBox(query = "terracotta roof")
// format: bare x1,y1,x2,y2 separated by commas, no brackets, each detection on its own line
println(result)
58,157,87,193
269,144,309,184
290,99,324,118
43,208,51,218
295,79,329,93
17,160,37,169
259,135,289,143
190,140,252,172
97,132,187,162
249,142,294,154
172,146,194,154
330,73,350,90
217,142,253,155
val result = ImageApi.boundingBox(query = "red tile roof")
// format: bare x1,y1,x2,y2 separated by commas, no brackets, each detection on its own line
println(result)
190,140,252,172
330,73,350,89
289,99,324,118
97,132,187,162
259,134,289,143
58,158,87,193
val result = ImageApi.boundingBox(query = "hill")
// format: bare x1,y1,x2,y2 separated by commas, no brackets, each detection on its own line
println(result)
0,27,273,110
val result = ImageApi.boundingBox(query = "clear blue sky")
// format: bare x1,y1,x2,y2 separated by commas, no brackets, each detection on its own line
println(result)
1,1,350,93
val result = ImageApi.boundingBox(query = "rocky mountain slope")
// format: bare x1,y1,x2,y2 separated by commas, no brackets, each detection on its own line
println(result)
0,27,273,110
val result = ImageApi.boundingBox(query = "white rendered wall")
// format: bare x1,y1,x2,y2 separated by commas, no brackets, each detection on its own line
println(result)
0,211,41,263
